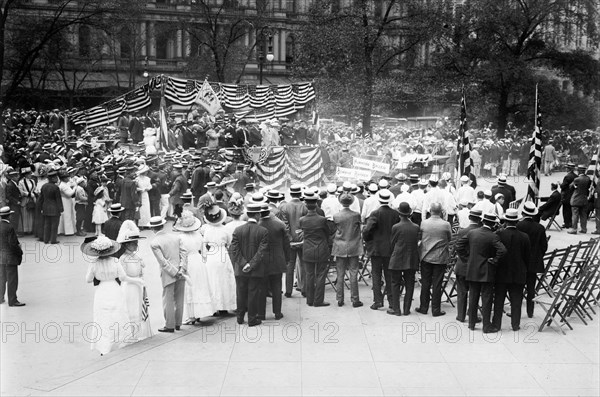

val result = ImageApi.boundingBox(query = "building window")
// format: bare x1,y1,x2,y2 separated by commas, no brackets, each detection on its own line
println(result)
79,25,91,57
285,35,294,64
120,27,131,58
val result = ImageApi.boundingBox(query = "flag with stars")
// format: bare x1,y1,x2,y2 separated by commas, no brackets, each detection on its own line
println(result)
526,85,542,205
458,91,473,178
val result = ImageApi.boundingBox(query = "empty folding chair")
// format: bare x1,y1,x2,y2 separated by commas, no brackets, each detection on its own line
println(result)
534,275,576,335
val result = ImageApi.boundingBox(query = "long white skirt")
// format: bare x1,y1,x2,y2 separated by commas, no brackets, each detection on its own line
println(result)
204,249,237,311
185,252,216,319
122,281,153,341
91,281,131,355
138,191,151,227
58,197,76,235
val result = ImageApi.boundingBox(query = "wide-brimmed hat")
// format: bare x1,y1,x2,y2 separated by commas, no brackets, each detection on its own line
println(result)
204,181,217,189
0,206,14,217
469,209,483,220
148,216,166,228
367,183,378,193
81,235,121,257
246,202,263,214
180,190,194,201
398,202,412,216
290,184,303,195
504,208,521,222
326,184,338,194
378,189,392,204
266,189,284,200
204,205,226,225
302,190,319,202
482,213,497,224
497,175,508,185
250,192,267,203
521,201,538,216
116,220,147,243
137,164,149,175
174,210,202,232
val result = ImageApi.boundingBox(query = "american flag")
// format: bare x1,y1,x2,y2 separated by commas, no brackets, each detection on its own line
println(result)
458,90,473,178
526,85,542,205
124,85,152,113
141,287,150,321
222,84,250,108
72,97,126,128
586,144,600,192
164,76,198,105
254,147,324,191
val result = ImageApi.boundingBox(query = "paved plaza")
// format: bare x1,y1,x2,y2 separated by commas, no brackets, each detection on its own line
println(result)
1,173,599,396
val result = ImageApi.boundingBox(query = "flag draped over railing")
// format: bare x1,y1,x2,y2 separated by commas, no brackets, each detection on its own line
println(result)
254,146,324,190
458,90,473,178
526,85,542,205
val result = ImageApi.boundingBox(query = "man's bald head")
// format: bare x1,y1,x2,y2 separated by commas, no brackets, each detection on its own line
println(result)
430,203,443,215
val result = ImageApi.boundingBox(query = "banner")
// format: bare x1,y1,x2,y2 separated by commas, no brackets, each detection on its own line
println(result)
352,157,390,174
196,79,222,115
337,167,373,181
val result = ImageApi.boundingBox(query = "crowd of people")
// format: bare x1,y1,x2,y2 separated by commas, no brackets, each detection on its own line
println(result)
0,106,599,356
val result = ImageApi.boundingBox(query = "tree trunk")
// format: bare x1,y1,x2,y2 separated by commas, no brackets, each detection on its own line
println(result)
497,86,509,139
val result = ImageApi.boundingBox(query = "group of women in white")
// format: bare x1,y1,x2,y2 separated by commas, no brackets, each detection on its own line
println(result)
84,194,245,356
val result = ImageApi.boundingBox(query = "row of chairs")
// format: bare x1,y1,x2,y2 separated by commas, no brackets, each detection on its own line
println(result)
533,238,600,334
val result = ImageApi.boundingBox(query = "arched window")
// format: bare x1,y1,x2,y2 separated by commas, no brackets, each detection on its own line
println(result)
79,25,90,57
285,34,294,64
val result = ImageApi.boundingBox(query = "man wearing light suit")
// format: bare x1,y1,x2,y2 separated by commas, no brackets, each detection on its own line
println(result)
149,216,188,333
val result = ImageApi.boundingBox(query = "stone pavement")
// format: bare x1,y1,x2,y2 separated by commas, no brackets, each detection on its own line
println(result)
1,172,599,396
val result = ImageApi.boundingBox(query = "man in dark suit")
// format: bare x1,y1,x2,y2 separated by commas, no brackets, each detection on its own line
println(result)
280,184,308,298
129,113,144,143
258,203,290,320
388,202,420,315
103,204,124,241
493,209,530,331
362,189,400,310
4,168,22,234
456,213,506,333
190,160,211,206
490,175,514,210
517,201,548,318
299,191,332,307
416,202,452,317
454,209,482,323
38,170,63,244
169,164,188,219
229,203,269,326
120,169,139,222
568,165,592,234
538,183,561,221
332,193,364,308
0,207,25,306
560,162,577,228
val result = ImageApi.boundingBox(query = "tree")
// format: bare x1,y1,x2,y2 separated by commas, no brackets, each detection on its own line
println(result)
432,0,600,137
180,0,268,82
293,0,445,136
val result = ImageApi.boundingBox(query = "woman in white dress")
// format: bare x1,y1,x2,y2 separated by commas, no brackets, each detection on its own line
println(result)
136,164,152,228
117,221,152,342
18,167,36,234
174,210,215,325
201,204,236,314
58,171,76,236
83,236,144,356
92,178,110,236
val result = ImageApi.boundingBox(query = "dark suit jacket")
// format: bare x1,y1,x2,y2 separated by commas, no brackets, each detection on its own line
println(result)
120,177,139,209
103,216,123,241
5,180,21,208
570,174,591,207
229,220,269,278
389,218,420,271
560,171,577,201
191,166,210,198
453,223,479,277
491,185,514,209
299,211,332,263
516,218,548,273
539,190,561,220
38,182,63,216
332,208,363,257
0,220,22,265
362,205,400,257
456,226,506,283
280,198,308,243
495,227,530,285
259,215,290,274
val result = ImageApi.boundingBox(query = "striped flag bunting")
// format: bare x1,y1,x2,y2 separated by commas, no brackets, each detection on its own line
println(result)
158,93,170,152
254,146,323,190
141,287,149,321
71,75,316,128
587,144,600,191
458,90,473,178
124,85,152,113
526,85,542,205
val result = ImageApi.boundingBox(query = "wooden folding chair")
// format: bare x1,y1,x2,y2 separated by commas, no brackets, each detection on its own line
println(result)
325,257,339,292
536,246,571,295
441,235,459,306
561,264,599,326
509,198,523,209
545,202,562,231
358,251,371,286
534,275,576,335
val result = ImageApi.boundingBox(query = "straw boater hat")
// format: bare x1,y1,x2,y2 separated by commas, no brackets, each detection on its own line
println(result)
266,189,284,201
246,202,263,214
108,203,125,213
0,206,14,217
204,205,226,225
174,210,201,232
504,208,521,222
521,201,538,217
116,220,147,243
180,190,194,201
81,235,121,257
378,189,392,205
148,216,166,228
482,213,498,224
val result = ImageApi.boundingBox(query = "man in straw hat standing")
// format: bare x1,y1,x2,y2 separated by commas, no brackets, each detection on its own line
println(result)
517,201,548,318
456,213,506,333
0,206,25,306
454,209,483,323
568,164,592,234
149,216,188,333
492,209,530,331
560,162,577,229
38,170,63,244
229,203,269,326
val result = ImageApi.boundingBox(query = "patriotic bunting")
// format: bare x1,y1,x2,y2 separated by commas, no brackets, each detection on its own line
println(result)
458,90,473,178
72,75,316,128
526,85,542,205
254,147,324,191
587,144,600,191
